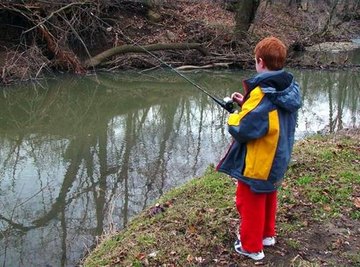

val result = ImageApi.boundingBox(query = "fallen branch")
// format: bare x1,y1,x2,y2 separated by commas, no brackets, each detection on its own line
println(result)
175,63,231,70
84,43,210,68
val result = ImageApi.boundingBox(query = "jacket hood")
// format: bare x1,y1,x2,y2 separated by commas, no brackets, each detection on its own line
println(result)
243,70,302,112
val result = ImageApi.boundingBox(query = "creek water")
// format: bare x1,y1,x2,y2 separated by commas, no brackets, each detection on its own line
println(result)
0,68,359,267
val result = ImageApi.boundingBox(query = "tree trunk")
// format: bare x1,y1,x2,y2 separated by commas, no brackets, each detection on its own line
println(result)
319,0,339,36
38,24,85,74
234,0,260,37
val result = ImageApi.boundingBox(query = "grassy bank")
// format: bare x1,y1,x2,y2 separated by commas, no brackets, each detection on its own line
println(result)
82,129,360,267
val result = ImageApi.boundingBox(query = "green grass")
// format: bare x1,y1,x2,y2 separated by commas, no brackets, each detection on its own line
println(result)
82,131,360,267
296,175,314,185
286,238,301,249
83,169,236,266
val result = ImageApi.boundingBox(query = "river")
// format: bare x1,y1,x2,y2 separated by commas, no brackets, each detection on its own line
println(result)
0,68,359,267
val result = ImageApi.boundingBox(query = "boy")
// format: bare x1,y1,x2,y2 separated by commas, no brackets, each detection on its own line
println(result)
217,36,302,260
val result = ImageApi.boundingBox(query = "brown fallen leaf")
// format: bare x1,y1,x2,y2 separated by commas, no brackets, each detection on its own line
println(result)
187,254,194,263
187,224,197,234
323,205,332,211
354,197,360,208
136,253,146,260
208,208,216,213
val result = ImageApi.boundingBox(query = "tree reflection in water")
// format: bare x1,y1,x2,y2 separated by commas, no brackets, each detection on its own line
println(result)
0,69,358,266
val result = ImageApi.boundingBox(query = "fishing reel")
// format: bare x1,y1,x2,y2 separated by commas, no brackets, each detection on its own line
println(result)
222,97,239,113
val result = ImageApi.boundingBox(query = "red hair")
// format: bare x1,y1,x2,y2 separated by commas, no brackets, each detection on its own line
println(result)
254,37,287,70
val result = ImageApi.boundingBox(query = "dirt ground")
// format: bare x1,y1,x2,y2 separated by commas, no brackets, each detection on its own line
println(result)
226,209,360,266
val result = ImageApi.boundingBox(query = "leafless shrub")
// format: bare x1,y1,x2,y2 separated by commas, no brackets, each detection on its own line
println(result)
1,45,51,84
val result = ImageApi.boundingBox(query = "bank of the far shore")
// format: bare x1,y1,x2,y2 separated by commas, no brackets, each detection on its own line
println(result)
82,129,360,267
1,1,359,85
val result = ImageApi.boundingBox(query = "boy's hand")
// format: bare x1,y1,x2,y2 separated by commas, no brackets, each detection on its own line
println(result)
231,92,244,104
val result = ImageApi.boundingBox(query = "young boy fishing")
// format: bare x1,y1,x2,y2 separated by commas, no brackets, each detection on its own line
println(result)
217,36,302,260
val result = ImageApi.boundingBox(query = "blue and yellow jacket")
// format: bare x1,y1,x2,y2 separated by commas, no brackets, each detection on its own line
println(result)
217,70,302,193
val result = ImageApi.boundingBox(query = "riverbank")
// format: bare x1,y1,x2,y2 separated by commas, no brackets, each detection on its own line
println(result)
0,1,359,85
82,128,360,267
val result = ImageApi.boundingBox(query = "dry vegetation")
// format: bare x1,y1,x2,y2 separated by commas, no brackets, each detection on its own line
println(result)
0,0,359,84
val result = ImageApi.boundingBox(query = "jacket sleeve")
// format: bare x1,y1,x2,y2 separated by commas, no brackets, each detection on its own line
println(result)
227,87,269,143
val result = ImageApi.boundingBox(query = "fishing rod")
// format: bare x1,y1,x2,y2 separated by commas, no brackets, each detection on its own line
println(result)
133,42,235,113
90,13,236,112
112,28,237,113
133,47,236,113
147,51,236,113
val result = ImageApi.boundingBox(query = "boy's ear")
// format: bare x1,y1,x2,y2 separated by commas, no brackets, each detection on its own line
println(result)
258,57,266,69
258,57,267,70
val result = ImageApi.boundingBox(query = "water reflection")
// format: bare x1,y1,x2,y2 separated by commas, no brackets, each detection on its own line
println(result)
296,69,359,136
0,69,359,266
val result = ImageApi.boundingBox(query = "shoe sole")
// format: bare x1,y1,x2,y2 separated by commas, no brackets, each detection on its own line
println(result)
234,240,265,261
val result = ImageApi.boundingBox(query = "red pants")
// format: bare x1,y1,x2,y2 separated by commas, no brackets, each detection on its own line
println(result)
236,181,277,252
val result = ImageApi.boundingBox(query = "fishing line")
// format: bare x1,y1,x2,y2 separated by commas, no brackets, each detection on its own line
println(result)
91,13,236,113
124,39,236,112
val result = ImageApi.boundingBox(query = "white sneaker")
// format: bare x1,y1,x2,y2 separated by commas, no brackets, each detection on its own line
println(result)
234,239,265,261
263,237,276,246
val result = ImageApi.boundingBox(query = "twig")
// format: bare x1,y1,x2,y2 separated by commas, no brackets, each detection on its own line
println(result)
176,62,230,70
23,2,88,34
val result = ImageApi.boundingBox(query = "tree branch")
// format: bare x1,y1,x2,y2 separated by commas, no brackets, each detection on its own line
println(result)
23,2,88,34
84,43,210,68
